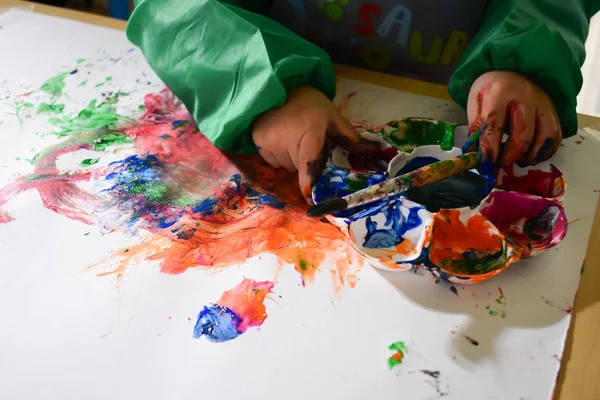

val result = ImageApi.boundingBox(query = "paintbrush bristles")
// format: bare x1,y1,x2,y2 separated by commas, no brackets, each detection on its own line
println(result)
306,152,478,217
306,197,348,217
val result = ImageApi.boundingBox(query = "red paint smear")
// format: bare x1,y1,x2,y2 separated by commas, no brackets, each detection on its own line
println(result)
575,140,582,145
496,164,565,199
217,279,274,333
0,89,364,293
503,100,529,163
498,287,504,298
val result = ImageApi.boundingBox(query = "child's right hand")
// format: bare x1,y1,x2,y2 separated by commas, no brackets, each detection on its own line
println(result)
253,85,379,204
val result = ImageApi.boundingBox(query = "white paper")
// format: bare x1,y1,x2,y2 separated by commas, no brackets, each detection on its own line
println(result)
1,9,599,400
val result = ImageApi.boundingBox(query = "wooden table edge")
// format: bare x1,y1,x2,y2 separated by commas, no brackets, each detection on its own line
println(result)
2,1,599,398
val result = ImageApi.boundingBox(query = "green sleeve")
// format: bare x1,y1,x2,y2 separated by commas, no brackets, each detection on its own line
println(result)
449,0,600,138
127,0,336,154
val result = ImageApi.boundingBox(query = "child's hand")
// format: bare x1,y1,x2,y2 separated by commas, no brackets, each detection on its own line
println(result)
467,71,562,167
253,85,378,203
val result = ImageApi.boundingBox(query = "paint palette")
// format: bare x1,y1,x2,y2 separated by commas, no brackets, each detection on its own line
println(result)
312,118,567,284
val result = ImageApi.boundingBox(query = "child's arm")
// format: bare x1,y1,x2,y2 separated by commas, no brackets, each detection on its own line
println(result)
126,0,336,155
449,0,599,166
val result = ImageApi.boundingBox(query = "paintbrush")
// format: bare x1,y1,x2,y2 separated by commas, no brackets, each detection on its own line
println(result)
307,152,478,217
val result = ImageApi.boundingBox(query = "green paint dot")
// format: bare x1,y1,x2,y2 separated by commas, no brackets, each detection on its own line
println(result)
79,80,88,87
77,58,86,64
95,82,105,88
138,105,146,111
299,259,308,271
106,76,112,81
80,158,100,167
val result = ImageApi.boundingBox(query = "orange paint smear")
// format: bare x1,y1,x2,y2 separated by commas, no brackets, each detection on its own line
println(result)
391,352,404,363
429,210,503,266
217,279,274,332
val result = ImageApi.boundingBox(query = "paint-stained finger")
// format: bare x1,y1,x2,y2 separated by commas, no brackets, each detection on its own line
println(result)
525,110,562,164
476,104,506,165
499,100,535,167
467,85,506,164
297,130,326,204
328,111,380,156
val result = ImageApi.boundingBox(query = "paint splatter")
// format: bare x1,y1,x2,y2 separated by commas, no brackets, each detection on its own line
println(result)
541,296,573,314
388,341,407,370
193,279,274,342
0,89,362,294
462,335,479,346
421,370,440,378
37,102,65,115
40,72,69,96
449,286,458,296
485,305,506,318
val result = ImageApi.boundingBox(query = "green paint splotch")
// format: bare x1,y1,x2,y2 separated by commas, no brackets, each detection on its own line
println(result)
37,102,65,115
80,158,100,167
388,341,407,370
91,132,132,151
40,72,69,96
48,99,131,136
377,119,456,152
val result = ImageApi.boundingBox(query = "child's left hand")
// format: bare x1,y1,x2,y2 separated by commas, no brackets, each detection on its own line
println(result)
467,71,562,167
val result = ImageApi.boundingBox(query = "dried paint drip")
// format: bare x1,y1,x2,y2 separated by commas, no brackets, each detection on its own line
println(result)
193,279,274,342
0,89,363,293
312,118,567,284
388,341,407,370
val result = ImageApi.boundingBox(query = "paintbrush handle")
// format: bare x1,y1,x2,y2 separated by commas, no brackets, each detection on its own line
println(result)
342,152,478,209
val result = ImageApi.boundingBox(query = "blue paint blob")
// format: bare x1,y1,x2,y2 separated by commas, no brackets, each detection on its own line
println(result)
362,201,423,249
193,304,242,342
476,152,496,187
156,214,179,229
192,197,219,215
313,165,387,219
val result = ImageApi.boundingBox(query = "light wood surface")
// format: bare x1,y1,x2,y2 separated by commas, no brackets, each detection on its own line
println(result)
1,1,598,398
